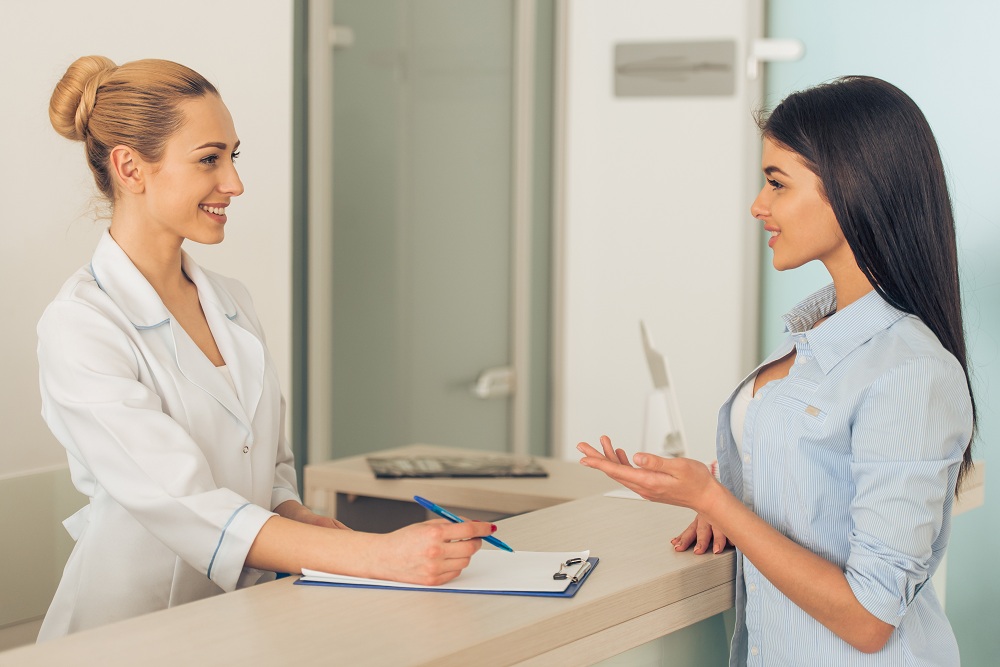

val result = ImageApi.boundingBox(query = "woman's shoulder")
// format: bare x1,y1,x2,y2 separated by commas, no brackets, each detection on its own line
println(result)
37,264,142,370
41,263,121,323
853,315,969,395
882,315,961,368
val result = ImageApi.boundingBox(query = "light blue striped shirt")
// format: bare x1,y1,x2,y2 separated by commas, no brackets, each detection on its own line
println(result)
717,284,972,666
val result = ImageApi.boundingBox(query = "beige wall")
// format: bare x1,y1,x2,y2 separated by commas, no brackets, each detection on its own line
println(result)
0,1,294,479
0,0,294,634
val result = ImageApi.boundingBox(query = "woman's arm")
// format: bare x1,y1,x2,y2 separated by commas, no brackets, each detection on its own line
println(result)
578,438,893,653
246,514,496,586
273,499,350,530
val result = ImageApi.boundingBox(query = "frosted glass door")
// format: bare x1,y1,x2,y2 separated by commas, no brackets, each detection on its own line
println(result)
328,1,519,457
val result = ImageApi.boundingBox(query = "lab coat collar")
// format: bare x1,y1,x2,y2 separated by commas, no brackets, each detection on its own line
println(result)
181,256,266,430
89,230,240,327
89,230,262,432
89,230,172,329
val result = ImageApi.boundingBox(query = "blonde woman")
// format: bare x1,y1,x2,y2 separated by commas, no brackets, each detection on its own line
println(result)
38,56,493,641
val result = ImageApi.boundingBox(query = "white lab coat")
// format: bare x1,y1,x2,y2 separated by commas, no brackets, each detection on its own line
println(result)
36,230,300,641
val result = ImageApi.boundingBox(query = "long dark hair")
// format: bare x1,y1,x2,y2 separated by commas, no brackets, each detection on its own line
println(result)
758,76,976,491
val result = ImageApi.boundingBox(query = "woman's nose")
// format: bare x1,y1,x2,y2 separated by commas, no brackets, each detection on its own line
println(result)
750,187,769,219
221,164,245,197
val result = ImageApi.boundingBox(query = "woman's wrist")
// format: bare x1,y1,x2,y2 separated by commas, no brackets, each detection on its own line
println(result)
273,499,309,521
696,478,731,524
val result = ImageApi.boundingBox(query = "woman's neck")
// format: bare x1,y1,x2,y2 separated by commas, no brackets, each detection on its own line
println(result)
825,256,874,312
109,212,189,296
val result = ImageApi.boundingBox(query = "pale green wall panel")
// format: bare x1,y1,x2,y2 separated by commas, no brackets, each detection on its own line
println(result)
0,468,84,629
764,2,1000,662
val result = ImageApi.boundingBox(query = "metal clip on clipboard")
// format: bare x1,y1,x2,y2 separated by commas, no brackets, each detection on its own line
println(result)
553,557,592,583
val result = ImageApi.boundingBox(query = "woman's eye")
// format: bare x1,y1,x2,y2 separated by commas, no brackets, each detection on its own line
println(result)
200,155,219,165
767,178,784,190
231,151,241,161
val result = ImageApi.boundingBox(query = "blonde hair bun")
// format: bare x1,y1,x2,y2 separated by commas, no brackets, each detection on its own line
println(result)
49,56,217,201
49,55,118,142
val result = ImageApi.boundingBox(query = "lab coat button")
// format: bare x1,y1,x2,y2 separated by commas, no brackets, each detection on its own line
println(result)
242,445,249,454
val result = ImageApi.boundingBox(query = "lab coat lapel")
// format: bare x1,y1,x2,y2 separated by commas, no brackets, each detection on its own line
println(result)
181,252,265,428
90,231,260,432
202,305,265,427
168,317,252,433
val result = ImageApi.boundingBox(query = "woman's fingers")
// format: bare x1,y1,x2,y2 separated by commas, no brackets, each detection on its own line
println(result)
577,441,604,459
672,519,699,552
694,517,714,554
578,438,634,468
599,435,618,461
712,526,728,554
614,447,631,466
438,519,495,544
671,516,728,555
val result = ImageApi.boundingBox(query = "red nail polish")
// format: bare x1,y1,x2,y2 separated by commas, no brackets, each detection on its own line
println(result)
490,524,498,533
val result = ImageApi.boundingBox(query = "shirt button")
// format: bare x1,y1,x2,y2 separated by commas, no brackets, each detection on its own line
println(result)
242,445,250,454
751,646,759,656
744,454,751,463
798,357,808,365
749,583,757,592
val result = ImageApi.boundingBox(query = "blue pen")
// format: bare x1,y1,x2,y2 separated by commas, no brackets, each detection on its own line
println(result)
413,496,515,552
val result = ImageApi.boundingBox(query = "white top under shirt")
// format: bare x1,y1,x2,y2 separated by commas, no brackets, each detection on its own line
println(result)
729,373,756,454
217,364,237,395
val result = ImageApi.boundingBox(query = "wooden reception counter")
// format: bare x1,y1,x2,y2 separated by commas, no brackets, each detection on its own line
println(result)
0,494,735,666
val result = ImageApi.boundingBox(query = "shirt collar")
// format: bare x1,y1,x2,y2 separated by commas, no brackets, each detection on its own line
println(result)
89,229,237,328
782,283,908,374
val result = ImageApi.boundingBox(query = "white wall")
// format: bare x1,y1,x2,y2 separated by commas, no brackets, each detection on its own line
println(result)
0,1,295,479
554,0,763,463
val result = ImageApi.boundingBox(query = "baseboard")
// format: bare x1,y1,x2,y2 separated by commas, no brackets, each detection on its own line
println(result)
0,617,43,653
0,466,84,631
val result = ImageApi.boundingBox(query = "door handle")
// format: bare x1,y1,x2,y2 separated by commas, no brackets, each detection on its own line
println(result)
471,366,515,399
746,38,804,79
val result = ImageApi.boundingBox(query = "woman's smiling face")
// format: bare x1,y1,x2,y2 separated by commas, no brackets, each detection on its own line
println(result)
139,94,244,245
751,138,853,273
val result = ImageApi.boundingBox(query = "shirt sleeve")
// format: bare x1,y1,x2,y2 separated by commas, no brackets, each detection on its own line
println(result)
845,355,972,626
38,298,275,593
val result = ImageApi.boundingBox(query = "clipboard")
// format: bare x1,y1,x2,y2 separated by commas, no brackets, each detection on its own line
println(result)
294,551,599,598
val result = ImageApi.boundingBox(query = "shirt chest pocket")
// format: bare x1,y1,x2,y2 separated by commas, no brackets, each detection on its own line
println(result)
772,377,828,425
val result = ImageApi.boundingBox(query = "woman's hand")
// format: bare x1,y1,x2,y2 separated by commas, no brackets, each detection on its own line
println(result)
672,514,729,555
366,519,495,586
577,435,723,514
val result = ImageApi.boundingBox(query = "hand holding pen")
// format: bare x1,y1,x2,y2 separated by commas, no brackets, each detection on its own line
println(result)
414,496,515,552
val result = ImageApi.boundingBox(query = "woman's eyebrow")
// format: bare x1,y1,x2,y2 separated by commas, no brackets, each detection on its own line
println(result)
763,165,791,177
191,139,241,152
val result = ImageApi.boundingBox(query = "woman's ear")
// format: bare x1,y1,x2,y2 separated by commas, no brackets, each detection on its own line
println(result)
108,145,145,194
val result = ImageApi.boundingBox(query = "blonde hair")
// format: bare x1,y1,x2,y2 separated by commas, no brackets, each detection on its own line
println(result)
49,55,218,200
